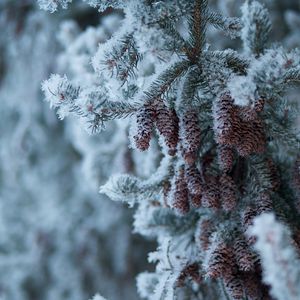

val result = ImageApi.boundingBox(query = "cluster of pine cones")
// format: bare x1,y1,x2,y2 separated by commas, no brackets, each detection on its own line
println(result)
132,91,300,299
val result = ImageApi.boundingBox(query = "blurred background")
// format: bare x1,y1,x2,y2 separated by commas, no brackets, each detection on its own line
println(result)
0,0,299,300
0,1,155,299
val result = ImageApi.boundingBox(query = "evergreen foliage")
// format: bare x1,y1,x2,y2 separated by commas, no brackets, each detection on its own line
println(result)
4,0,299,299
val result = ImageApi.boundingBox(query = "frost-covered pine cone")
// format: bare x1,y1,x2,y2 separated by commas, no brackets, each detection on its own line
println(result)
134,103,156,151
155,101,179,155
180,109,201,164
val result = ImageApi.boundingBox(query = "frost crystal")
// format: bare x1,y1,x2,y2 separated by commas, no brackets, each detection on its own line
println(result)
227,75,257,106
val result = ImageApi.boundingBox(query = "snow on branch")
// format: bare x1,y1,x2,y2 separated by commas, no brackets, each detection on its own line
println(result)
207,11,241,39
249,213,300,300
241,0,271,55
228,48,300,106
141,59,190,105
100,174,142,206
83,0,123,11
93,33,141,85
42,74,138,133
37,0,72,13
89,294,107,300
38,0,123,12
100,173,164,207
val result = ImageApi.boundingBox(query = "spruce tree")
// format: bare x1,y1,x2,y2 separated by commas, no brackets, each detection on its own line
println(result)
39,0,300,299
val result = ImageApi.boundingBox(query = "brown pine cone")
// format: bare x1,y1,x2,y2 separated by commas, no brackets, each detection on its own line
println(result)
134,102,156,151
180,109,201,164
155,101,179,156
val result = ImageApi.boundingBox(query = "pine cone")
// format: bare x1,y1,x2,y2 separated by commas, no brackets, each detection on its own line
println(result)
190,193,202,207
134,103,156,151
256,192,273,214
236,119,266,157
254,98,265,112
223,272,244,300
217,145,235,172
213,93,238,146
185,164,202,196
196,218,215,251
220,174,238,212
233,236,255,272
202,176,221,210
177,263,202,287
180,109,201,164
242,206,257,229
156,102,179,156
241,271,263,300
171,166,190,214
214,93,266,157
206,242,234,278
238,106,258,122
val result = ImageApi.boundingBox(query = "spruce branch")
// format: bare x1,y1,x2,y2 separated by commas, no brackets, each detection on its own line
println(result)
228,48,300,106
150,209,199,236
142,60,190,104
42,74,138,133
37,0,72,12
42,74,81,114
241,0,271,56
100,174,142,207
100,33,141,85
284,67,300,84
90,98,138,133
142,0,196,27
186,0,208,62
210,50,249,75
177,67,201,110
83,0,123,11
160,21,190,54
247,155,280,195
207,11,241,39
